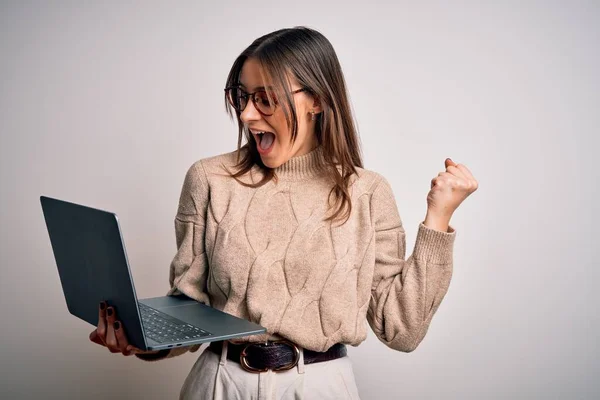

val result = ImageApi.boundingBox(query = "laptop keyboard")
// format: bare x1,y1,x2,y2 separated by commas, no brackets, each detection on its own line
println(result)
139,303,212,344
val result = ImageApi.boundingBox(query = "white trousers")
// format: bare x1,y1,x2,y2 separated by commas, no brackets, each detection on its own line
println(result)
179,341,362,400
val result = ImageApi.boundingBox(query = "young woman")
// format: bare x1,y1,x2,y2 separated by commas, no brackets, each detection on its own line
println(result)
89,26,478,399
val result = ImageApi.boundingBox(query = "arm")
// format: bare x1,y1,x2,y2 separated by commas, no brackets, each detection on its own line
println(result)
367,176,456,352
136,161,211,362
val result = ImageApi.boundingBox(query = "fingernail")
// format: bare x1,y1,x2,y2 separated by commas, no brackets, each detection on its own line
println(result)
113,321,120,330
107,307,113,317
99,302,106,311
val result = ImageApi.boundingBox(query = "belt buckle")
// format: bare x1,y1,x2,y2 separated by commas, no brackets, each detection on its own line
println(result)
239,340,300,373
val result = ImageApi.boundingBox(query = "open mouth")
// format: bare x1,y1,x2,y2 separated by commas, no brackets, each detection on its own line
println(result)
252,130,276,154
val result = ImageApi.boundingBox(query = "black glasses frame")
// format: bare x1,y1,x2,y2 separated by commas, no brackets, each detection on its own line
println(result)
224,86,307,116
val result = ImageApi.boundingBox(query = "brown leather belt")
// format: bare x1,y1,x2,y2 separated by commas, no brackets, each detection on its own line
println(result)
208,340,347,373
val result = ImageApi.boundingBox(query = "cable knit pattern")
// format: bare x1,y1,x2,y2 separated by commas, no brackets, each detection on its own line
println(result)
137,145,456,362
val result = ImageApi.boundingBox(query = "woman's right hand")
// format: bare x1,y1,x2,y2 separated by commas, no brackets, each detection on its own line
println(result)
89,301,160,356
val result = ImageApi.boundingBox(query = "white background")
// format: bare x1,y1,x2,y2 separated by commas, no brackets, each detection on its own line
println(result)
1,1,598,399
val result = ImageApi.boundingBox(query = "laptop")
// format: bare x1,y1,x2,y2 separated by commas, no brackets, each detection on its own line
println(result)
40,195,266,351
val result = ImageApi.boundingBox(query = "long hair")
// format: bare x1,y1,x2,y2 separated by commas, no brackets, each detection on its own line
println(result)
223,26,363,225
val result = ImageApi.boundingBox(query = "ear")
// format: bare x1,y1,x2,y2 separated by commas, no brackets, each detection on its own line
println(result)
311,95,323,114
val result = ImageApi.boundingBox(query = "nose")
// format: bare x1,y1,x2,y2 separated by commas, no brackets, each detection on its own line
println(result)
240,97,262,124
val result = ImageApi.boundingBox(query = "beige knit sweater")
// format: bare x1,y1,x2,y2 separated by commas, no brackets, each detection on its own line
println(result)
138,145,456,361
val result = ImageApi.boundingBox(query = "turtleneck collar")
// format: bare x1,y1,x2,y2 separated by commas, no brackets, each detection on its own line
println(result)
272,145,327,181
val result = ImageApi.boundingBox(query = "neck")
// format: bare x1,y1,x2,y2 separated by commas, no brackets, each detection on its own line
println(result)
273,145,326,181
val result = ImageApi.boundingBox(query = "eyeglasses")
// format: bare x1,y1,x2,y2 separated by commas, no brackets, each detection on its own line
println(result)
224,86,307,117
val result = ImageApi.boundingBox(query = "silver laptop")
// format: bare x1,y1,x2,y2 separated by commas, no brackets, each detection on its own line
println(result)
40,195,266,351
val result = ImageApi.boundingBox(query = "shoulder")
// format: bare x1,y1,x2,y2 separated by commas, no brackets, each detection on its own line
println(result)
351,167,400,216
176,149,244,212
184,147,251,181
181,147,260,194
353,167,401,225
188,148,243,174
351,166,392,196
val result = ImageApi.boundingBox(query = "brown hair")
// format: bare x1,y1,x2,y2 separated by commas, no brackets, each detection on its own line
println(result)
223,26,363,225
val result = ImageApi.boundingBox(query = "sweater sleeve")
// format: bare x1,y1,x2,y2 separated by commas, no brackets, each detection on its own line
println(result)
367,175,456,352
136,161,211,362
166,160,211,305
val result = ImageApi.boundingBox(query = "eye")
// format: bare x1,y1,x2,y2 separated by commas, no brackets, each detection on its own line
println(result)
256,90,278,106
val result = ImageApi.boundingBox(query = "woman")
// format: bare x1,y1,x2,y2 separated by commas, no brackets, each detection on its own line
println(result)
89,26,478,399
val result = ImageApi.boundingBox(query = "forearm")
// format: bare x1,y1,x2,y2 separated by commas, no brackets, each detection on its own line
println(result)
368,223,456,352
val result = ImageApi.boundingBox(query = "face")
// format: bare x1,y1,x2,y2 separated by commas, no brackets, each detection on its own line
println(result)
237,57,321,168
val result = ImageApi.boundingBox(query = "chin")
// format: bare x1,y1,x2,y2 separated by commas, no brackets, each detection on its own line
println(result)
259,155,279,169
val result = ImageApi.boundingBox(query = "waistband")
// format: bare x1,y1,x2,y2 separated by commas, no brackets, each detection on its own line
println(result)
208,340,347,373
